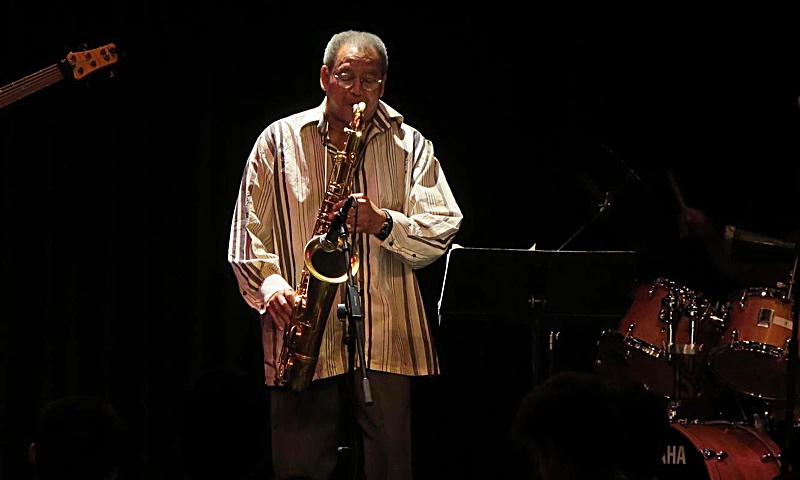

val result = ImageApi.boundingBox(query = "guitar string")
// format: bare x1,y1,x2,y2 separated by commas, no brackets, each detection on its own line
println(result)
0,65,63,105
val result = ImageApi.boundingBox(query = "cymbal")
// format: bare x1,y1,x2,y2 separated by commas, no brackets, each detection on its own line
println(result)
724,225,797,262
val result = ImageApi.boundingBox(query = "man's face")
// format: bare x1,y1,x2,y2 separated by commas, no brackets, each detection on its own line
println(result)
320,44,385,128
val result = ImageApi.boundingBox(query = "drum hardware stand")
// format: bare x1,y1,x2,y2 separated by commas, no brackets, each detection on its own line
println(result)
667,290,712,422
528,294,549,386
666,364,684,422
547,328,559,381
777,251,799,479
663,289,682,419
663,290,699,420
667,338,698,419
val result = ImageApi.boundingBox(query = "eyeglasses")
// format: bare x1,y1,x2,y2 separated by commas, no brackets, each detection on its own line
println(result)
333,72,383,92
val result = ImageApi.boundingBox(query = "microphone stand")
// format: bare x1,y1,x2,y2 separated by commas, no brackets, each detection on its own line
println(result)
549,193,612,387
598,142,653,195
557,191,613,251
334,219,372,480
338,227,372,404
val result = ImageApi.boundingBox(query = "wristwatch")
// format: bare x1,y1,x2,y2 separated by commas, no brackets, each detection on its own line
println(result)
375,209,393,241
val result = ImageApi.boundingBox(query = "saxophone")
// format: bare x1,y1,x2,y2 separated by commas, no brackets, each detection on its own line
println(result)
275,102,367,391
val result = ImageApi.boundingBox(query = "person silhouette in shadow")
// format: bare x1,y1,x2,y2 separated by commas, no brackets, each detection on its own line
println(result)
511,370,670,480
27,395,128,480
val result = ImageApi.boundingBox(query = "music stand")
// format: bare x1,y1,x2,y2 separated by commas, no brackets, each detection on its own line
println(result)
434,246,638,479
438,247,638,382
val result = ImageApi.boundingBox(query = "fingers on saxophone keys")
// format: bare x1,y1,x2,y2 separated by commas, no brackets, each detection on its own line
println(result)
279,317,292,331
269,310,290,331
276,293,288,308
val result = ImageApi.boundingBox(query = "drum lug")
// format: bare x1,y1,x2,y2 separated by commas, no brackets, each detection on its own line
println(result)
625,322,636,339
762,452,780,463
738,291,747,309
700,449,728,461
708,302,728,333
660,290,682,324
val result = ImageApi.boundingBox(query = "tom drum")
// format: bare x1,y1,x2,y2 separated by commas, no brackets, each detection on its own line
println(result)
596,278,724,399
709,286,797,400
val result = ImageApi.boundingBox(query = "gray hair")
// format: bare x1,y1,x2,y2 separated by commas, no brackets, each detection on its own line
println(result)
323,30,388,75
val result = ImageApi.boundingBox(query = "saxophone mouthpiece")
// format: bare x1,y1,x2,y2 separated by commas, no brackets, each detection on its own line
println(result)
353,102,366,113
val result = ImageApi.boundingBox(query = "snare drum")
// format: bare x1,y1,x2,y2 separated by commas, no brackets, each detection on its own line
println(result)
658,420,782,479
709,286,797,400
596,278,724,399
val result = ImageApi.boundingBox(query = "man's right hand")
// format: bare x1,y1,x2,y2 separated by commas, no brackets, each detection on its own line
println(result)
677,206,713,238
263,288,296,331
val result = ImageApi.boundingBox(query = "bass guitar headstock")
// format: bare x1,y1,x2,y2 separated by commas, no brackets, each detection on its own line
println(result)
61,43,118,80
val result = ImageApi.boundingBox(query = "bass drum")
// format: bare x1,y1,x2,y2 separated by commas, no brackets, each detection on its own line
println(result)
658,420,782,479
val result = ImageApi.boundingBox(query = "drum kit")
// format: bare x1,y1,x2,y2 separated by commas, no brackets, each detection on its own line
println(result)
596,274,797,479
558,153,799,477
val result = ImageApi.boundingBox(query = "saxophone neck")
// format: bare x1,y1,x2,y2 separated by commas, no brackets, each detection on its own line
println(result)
326,102,366,148
342,102,366,154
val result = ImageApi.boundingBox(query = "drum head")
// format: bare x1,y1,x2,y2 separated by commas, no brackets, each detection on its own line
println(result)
709,345,800,401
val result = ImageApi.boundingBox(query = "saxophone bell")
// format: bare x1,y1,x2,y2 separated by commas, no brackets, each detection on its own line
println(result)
320,195,356,252
305,236,359,283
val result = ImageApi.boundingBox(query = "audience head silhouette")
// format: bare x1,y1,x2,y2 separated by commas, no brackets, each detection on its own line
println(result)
28,395,127,480
511,370,669,480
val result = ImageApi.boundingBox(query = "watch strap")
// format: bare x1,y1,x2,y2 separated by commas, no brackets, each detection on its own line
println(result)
375,209,393,240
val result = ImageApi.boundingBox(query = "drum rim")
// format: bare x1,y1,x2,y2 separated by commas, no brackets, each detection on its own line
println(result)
708,342,795,400
598,330,667,361
709,341,786,360
651,277,705,299
726,286,793,302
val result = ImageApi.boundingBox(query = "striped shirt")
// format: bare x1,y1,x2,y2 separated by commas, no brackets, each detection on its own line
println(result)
228,99,463,385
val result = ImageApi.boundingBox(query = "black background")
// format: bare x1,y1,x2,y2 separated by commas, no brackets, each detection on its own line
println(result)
1,4,799,479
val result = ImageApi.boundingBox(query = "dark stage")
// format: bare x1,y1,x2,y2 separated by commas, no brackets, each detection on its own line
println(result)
1,4,799,479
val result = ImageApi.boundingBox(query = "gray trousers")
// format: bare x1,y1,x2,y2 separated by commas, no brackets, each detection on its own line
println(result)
270,370,412,480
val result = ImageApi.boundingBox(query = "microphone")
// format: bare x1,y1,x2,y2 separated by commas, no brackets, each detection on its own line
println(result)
320,195,355,252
